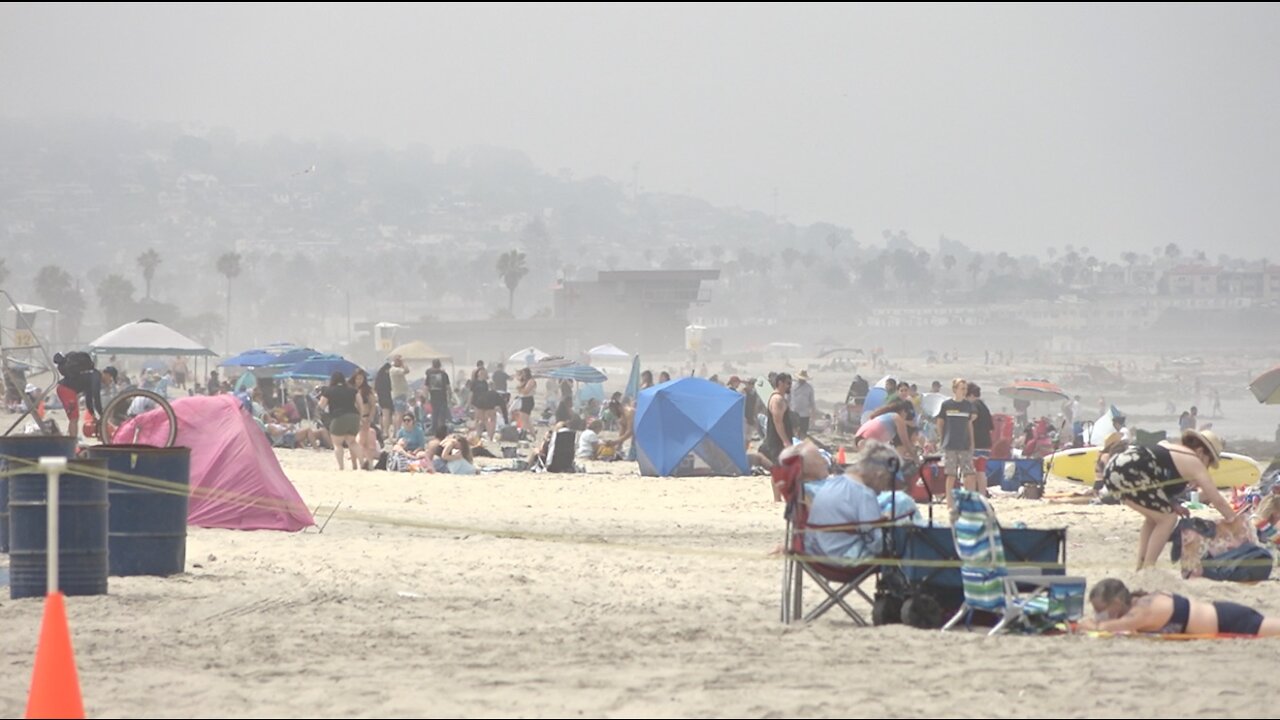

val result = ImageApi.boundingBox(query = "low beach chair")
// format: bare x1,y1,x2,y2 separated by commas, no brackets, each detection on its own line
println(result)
532,427,578,473
776,455,877,625
942,489,1084,635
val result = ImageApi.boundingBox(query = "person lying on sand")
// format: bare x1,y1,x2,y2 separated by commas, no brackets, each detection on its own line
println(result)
1079,578,1280,637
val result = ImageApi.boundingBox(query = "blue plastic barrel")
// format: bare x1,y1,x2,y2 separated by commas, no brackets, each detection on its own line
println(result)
0,434,78,555
86,445,190,576
9,458,109,599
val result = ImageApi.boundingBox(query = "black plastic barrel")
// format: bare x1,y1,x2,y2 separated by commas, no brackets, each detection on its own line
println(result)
86,445,190,577
9,458,109,599
0,435,78,555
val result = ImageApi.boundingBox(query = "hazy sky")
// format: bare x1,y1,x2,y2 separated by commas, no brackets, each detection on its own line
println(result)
3,3,1279,257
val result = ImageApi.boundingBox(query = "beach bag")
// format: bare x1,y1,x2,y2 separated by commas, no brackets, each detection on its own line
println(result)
386,452,410,472
1201,543,1273,583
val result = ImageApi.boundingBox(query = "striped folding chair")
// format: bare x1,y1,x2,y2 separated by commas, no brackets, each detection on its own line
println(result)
942,489,1082,635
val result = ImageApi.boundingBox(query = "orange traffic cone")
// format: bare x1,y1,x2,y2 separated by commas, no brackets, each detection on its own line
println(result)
25,592,85,719
836,446,847,464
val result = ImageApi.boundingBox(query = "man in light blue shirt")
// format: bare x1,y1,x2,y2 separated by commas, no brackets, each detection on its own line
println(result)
804,473,884,560
802,441,904,562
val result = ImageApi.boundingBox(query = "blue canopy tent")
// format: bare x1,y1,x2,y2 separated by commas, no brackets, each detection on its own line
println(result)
634,377,749,477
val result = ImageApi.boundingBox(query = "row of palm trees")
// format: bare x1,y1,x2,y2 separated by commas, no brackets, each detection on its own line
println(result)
21,246,524,353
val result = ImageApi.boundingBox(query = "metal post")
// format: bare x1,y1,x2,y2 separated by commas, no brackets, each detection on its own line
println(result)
39,456,67,596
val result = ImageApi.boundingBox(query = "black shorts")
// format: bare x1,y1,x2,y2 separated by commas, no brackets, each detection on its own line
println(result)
1214,601,1265,636
520,396,535,414
377,391,394,410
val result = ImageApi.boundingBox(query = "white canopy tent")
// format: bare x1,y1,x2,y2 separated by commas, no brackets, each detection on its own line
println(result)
507,346,551,366
587,343,631,360
88,319,216,357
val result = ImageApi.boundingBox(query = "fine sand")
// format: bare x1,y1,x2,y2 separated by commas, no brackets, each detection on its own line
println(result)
3,444,1280,718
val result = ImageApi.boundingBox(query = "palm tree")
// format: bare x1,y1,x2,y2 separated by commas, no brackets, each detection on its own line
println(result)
825,232,842,254
97,274,137,328
137,249,161,300
780,250,798,271
34,265,84,344
495,249,528,315
216,252,242,353
967,256,984,289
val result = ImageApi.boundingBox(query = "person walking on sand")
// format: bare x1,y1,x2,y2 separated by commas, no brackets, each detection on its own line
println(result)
760,373,795,464
791,370,816,438
937,378,977,506
424,359,452,436
318,371,364,471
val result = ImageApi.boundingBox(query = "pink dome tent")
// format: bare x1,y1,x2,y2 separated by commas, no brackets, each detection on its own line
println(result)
114,395,314,531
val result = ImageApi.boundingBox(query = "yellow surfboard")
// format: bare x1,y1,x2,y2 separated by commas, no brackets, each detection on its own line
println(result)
1043,448,1261,489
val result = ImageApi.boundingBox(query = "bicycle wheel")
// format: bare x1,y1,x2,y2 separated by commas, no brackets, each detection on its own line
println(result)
98,389,179,448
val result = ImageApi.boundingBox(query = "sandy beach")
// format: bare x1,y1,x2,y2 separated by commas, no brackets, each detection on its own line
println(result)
3,436,1280,718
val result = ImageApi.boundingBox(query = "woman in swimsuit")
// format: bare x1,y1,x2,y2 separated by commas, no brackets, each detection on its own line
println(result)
1101,429,1236,568
514,368,538,436
351,368,378,469
1080,578,1280,637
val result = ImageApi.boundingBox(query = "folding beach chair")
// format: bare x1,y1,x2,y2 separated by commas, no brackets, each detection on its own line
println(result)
776,455,878,625
533,427,578,473
942,489,1084,635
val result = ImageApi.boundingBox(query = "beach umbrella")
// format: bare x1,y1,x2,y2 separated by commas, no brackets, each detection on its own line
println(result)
276,354,363,380
624,355,641,402
998,380,1069,403
260,348,322,367
545,364,608,383
528,356,575,374
220,346,319,369
860,386,890,423
219,349,279,367
1088,405,1125,446
508,347,550,366
921,392,948,419
1248,365,1280,405
587,343,630,360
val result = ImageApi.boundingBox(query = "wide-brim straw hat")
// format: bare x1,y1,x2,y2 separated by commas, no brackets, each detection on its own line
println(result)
1182,428,1223,468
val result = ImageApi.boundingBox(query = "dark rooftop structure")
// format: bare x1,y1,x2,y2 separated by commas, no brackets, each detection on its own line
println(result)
554,269,720,354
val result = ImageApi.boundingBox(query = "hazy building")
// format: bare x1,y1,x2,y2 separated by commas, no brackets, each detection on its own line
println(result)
554,270,719,354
